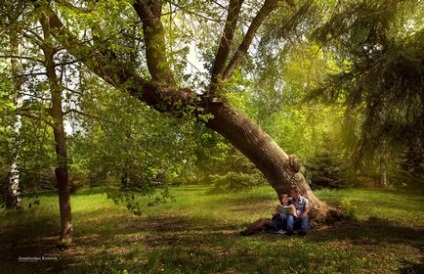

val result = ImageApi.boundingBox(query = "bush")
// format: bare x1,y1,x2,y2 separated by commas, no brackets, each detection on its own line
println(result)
209,171,267,193
305,150,347,189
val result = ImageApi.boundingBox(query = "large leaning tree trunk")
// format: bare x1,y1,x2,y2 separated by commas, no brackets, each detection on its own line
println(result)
41,0,339,223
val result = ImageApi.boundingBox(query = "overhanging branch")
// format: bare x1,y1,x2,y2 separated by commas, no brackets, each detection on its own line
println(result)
42,3,204,115
43,4,145,89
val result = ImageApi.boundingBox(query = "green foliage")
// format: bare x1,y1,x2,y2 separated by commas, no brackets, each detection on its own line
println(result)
305,134,347,189
18,117,56,191
0,75,13,184
306,150,346,188
203,148,267,192
311,0,424,175
209,171,266,193
106,189,142,216
67,78,201,192
191,129,231,183
248,17,348,163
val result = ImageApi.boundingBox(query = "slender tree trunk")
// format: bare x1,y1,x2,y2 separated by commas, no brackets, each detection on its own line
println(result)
41,15,72,244
50,67,73,243
5,27,23,209
379,98,388,188
379,141,388,188
120,129,132,190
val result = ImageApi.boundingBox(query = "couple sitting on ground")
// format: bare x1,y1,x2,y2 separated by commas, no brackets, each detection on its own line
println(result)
240,186,310,236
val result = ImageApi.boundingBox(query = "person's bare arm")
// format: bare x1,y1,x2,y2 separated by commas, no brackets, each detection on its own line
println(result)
301,204,310,219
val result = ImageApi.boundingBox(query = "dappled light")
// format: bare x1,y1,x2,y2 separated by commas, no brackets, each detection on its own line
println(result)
1,186,423,273
1,0,423,272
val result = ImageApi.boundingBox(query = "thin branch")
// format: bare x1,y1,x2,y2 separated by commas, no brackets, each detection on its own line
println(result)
54,60,79,68
18,92,51,101
63,108,120,126
19,72,47,77
0,55,43,63
167,2,221,22
19,110,55,128
22,28,44,44
63,86,84,96
209,0,227,10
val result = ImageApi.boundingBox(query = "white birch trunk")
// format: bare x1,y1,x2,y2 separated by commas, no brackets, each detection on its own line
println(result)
7,34,24,208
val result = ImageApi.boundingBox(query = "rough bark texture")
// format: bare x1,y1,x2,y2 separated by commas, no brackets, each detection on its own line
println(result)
41,15,73,243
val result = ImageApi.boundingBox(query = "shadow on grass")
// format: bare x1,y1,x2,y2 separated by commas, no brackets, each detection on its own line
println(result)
0,209,240,273
1,194,423,273
308,216,424,273
399,258,424,274
310,217,423,244
0,214,61,273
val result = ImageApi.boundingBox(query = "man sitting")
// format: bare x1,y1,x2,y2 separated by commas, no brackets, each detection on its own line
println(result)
287,186,310,235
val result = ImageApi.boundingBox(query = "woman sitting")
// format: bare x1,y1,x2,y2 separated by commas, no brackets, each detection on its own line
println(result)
240,193,297,236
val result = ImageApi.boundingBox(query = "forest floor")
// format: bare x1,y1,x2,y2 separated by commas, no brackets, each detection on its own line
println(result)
0,185,423,273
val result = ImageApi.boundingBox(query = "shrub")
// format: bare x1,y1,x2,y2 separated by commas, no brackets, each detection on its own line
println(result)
209,171,267,193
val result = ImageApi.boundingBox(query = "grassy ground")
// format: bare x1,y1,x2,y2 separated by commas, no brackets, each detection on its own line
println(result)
0,186,423,273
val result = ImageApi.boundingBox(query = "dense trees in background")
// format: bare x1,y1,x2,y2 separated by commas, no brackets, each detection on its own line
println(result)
312,0,424,187
251,0,423,188
0,0,422,243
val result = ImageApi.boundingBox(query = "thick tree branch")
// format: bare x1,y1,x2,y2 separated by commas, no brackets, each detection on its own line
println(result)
43,4,203,115
132,0,175,85
210,0,244,89
222,0,279,80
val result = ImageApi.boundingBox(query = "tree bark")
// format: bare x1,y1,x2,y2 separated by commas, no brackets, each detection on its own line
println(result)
6,24,23,209
40,15,73,243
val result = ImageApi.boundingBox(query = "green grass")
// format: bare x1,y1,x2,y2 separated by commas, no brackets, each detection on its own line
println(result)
1,186,423,273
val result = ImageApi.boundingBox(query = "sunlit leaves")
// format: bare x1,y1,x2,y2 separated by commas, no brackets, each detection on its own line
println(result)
309,0,424,180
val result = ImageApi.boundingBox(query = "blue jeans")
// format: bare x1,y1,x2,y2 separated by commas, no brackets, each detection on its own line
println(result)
271,214,287,231
286,215,309,232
